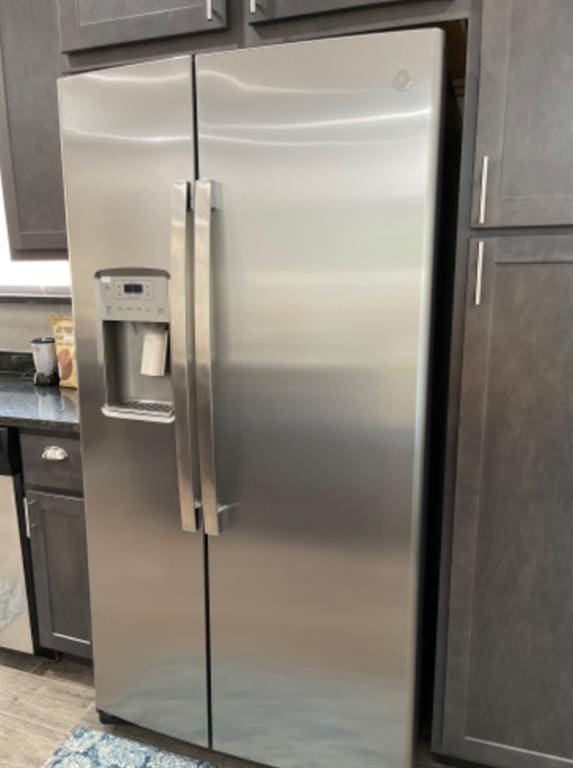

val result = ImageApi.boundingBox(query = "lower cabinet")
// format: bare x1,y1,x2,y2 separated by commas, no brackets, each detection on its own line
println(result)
27,490,92,659
435,235,573,767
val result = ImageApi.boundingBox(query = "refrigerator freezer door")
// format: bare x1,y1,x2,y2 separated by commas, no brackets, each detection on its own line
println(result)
58,57,208,745
196,30,444,768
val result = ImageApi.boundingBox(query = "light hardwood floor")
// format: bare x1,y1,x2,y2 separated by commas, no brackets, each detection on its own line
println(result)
0,648,442,768
0,649,94,768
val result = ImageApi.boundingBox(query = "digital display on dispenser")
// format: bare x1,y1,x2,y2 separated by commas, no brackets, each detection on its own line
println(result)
112,279,153,301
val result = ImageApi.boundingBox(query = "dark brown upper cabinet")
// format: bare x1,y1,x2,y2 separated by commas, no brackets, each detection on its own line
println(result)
57,0,227,52
436,235,573,768
473,0,573,227
246,0,401,24
0,0,67,257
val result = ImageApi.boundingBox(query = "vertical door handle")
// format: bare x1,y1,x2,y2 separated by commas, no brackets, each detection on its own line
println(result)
193,179,229,536
23,498,38,538
249,0,257,13
475,240,484,306
206,0,213,21
478,155,489,225
170,181,200,533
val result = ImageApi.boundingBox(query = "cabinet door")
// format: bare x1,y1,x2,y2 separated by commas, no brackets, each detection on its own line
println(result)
247,0,401,24
0,0,67,255
27,491,92,658
473,1,573,227
438,236,573,768
57,0,226,52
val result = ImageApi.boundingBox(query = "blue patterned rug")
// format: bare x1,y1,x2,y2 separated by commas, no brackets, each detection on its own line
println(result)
43,728,217,768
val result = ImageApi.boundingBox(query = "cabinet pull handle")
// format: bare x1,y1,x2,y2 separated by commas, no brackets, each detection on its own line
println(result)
475,241,484,306
206,0,213,20
249,0,257,12
478,155,489,225
23,498,37,538
41,446,68,461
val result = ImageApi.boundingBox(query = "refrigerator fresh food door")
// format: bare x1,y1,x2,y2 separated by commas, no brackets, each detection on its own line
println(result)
196,30,444,768
58,57,208,745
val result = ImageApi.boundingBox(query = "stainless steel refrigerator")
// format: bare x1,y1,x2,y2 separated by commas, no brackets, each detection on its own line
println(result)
58,28,444,768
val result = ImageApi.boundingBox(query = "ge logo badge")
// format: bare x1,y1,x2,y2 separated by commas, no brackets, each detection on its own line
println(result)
392,69,413,92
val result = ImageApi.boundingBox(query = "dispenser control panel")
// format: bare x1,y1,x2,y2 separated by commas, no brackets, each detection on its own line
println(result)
98,274,169,321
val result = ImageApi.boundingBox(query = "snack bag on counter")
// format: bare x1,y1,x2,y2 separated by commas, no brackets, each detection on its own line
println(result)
49,314,78,389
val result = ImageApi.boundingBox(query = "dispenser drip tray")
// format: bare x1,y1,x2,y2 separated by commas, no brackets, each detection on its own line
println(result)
102,399,174,424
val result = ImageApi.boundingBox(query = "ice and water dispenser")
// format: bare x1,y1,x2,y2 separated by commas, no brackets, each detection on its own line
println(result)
96,269,174,422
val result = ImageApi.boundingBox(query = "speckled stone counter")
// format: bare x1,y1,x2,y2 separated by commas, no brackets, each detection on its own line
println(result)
0,373,79,433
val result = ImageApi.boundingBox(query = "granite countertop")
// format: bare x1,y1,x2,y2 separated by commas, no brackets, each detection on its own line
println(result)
0,372,80,433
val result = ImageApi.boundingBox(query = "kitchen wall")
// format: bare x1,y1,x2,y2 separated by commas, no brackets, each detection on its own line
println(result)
0,300,72,353
0,165,71,353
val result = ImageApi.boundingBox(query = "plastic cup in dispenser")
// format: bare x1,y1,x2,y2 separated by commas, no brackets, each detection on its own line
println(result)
140,326,169,377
